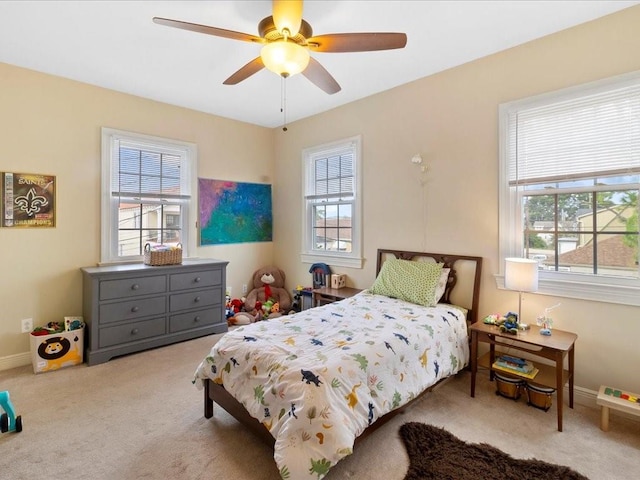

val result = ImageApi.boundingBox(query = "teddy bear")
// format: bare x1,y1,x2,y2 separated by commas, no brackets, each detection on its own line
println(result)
244,265,292,318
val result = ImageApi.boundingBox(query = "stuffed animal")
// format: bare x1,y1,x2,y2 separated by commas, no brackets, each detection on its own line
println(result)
244,265,292,316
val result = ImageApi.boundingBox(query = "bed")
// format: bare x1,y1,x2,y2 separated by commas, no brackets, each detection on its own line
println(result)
194,249,482,479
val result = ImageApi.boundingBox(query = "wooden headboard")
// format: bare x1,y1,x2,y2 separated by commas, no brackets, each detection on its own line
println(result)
375,249,483,324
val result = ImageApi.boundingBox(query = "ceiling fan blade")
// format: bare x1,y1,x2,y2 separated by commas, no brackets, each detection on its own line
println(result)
302,57,341,95
223,57,265,85
153,17,264,44
272,0,303,37
307,32,407,53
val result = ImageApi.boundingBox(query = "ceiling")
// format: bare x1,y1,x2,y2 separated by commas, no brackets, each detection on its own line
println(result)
1,1,638,128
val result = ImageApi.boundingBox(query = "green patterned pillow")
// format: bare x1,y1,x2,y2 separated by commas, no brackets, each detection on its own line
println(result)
370,259,444,307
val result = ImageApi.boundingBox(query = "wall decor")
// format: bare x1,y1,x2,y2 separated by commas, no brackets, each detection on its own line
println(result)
199,178,272,245
1,172,56,228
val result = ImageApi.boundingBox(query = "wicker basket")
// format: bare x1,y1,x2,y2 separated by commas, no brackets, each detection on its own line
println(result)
143,243,182,266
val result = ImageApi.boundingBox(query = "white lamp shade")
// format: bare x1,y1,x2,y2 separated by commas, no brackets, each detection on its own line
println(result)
504,258,539,292
261,41,310,77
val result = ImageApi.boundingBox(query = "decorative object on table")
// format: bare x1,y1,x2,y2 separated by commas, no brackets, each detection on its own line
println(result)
537,303,560,336
504,257,539,331
399,422,589,480
482,313,503,325
330,273,346,289
0,390,22,434
309,262,331,288
499,311,520,334
143,243,182,265
1,172,55,228
244,265,292,318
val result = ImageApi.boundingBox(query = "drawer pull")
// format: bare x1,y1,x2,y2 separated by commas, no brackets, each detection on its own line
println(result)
131,284,139,290
194,277,201,283
131,306,139,313
131,328,139,335
194,296,201,303
194,316,201,323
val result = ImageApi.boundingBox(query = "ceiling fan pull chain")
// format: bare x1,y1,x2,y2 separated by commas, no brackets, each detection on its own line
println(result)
281,76,288,132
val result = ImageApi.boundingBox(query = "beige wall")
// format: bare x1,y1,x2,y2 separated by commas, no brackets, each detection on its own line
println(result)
273,6,640,393
2,6,639,395
0,63,274,366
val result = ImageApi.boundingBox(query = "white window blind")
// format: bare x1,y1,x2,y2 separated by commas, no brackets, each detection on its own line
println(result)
113,142,189,201
307,152,355,201
508,81,640,186
302,136,363,268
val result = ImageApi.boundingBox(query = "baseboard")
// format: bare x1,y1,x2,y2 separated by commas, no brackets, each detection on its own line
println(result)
0,352,31,371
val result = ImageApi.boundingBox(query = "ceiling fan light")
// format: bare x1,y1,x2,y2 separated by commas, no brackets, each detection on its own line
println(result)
261,41,310,78
273,0,303,37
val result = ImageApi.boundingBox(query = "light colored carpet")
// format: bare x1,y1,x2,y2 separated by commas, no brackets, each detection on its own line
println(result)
1,333,638,480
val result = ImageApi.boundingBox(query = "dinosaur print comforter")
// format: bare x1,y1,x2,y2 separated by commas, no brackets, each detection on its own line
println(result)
194,291,469,479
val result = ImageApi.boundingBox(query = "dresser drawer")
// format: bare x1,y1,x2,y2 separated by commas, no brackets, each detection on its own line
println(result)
99,317,166,348
100,275,166,300
99,296,166,324
170,269,222,291
169,308,223,333
169,287,221,312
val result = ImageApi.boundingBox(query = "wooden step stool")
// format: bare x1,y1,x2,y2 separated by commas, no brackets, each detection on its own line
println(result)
596,385,640,431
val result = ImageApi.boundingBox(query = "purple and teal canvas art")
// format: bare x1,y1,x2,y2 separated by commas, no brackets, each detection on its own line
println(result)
198,179,272,245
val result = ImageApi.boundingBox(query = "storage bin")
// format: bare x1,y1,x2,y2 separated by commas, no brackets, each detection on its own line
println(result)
30,326,84,374
143,243,182,266
494,372,525,400
526,383,555,411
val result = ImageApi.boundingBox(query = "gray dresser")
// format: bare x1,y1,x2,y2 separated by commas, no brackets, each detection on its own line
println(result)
81,259,228,365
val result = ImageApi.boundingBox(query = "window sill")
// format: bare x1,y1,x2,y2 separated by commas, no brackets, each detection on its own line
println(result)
301,252,363,269
494,273,640,307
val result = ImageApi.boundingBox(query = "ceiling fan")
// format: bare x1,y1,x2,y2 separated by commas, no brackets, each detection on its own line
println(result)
153,0,407,95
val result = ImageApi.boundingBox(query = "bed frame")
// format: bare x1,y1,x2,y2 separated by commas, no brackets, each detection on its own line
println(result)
203,249,483,448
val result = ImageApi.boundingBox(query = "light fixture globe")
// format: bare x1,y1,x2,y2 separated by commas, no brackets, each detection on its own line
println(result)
261,41,310,78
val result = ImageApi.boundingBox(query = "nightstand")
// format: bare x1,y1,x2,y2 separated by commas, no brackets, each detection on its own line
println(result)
469,322,577,431
312,286,362,307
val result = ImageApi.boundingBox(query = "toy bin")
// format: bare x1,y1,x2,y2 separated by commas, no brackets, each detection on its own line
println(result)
29,326,84,374
494,372,525,400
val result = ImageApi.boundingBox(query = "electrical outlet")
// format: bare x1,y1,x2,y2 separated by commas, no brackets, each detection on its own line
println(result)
21,318,33,333
242,284,248,294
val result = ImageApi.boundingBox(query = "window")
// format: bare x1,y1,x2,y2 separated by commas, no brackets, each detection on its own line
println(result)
101,128,197,264
499,71,640,306
302,136,363,268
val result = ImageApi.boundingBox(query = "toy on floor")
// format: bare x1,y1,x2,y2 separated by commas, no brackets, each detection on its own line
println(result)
244,265,292,318
0,390,22,433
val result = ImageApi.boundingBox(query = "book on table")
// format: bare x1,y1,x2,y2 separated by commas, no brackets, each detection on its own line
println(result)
493,356,539,379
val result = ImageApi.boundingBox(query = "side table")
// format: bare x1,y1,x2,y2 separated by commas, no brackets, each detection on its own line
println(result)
469,322,577,431
312,286,362,307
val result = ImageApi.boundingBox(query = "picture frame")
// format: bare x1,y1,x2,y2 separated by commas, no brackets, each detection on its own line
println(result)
1,172,56,228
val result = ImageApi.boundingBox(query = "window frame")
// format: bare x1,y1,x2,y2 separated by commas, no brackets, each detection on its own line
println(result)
100,128,198,265
498,71,640,306
301,135,363,269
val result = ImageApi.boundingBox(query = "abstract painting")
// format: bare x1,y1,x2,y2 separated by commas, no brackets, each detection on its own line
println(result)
199,178,272,245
